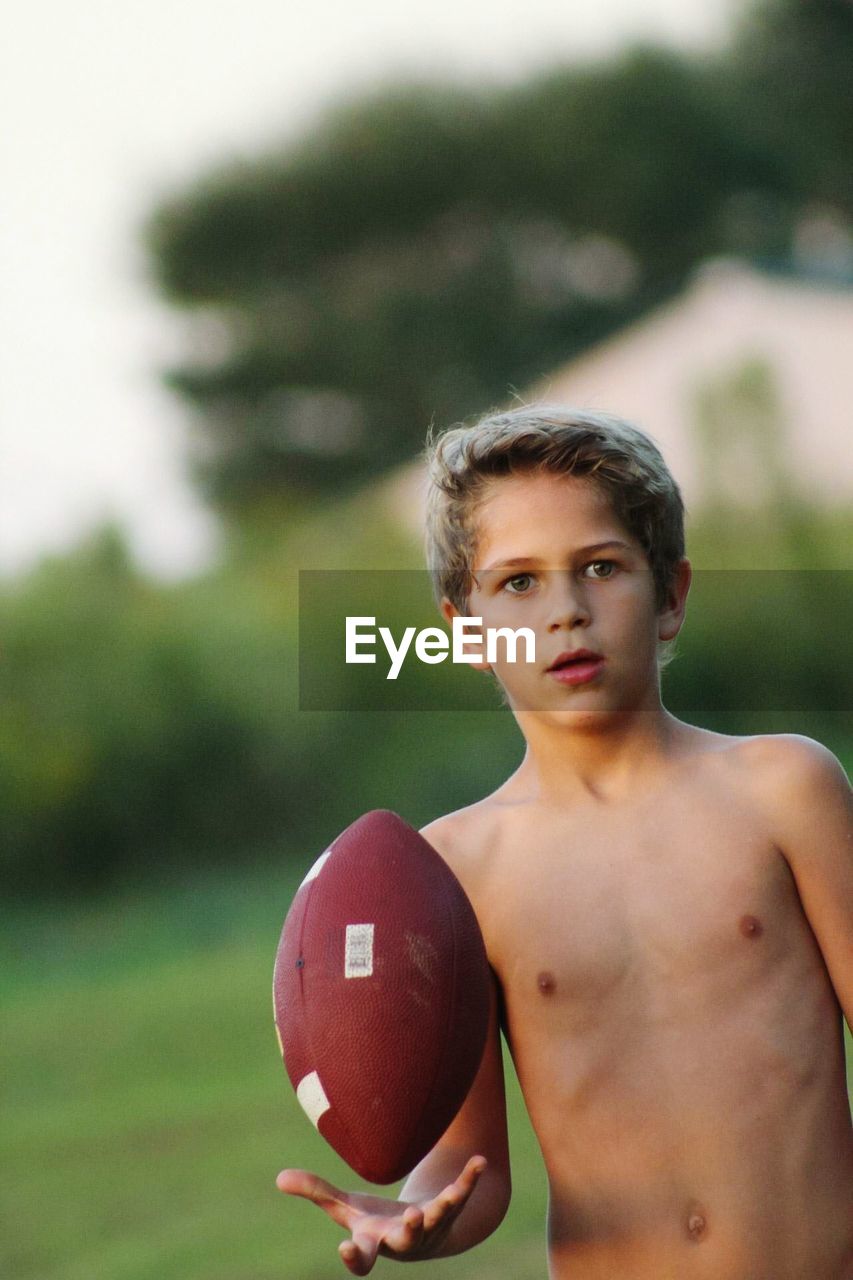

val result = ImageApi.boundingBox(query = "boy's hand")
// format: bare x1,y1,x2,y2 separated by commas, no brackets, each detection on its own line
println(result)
276,1155,488,1275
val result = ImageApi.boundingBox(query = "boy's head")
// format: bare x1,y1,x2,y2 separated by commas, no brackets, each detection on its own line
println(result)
424,405,685,613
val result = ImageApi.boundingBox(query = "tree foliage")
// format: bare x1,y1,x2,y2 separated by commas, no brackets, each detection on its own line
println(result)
2,508,850,895
10,0,848,897
728,0,853,211
144,0,853,517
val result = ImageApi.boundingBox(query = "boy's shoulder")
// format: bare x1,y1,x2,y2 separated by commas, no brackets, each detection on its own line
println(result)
690,729,850,857
419,786,518,896
712,731,847,798
422,733,848,851
730,731,850,826
420,796,500,864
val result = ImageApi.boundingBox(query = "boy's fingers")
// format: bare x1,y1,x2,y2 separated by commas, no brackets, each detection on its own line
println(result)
421,1156,487,1232
338,1240,366,1276
276,1169,354,1229
457,1154,488,1191
275,1168,341,1202
421,1194,454,1233
339,1208,426,1271
339,1232,380,1275
280,1156,486,1265
403,1205,425,1238
382,1206,425,1254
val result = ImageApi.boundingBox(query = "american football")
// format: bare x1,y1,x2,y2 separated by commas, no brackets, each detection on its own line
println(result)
273,809,490,1184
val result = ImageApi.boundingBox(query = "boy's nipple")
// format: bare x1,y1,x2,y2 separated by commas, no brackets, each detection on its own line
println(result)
537,970,556,995
739,914,763,939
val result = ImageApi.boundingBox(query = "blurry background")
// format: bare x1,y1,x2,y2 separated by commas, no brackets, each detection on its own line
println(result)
2,1,851,1276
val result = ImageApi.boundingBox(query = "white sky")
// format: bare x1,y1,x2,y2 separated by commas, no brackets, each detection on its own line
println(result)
0,0,738,579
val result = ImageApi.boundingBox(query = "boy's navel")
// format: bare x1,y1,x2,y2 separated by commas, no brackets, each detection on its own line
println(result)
739,914,763,939
537,970,556,995
685,1201,709,1242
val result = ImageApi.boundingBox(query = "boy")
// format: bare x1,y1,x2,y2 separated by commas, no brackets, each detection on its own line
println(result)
278,407,853,1277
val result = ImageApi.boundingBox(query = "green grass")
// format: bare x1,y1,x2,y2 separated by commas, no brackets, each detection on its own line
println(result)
3,862,851,1280
1,867,547,1280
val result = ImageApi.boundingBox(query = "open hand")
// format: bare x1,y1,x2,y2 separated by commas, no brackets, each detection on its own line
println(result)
276,1154,488,1275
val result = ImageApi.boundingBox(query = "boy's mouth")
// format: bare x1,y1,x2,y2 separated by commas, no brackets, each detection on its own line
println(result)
546,648,603,672
546,649,605,686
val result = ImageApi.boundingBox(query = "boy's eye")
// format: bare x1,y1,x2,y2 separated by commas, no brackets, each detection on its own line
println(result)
582,560,617,580
503,573,535,594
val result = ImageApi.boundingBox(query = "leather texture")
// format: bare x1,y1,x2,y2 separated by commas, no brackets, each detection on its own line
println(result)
273,809,490,1183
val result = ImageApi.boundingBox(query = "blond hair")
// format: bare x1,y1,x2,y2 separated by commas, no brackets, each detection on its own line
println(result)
424,405,685,611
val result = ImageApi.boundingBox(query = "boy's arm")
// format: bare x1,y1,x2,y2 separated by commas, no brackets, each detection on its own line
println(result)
397,968,512,1243
764,736,853,1029
277,971,511,1274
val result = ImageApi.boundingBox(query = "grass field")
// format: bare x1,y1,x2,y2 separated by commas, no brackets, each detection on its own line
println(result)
3,859,852,1280
1,866,549,1280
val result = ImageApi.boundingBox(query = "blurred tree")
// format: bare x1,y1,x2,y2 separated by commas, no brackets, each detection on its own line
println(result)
0,527,297,893
2,505,849,895
0,517,522,894
727,0,853,214
146,39,790,520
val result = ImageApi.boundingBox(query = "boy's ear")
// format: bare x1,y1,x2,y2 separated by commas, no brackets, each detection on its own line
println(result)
440,597,492,673
439,596,457,628
657,558,692,642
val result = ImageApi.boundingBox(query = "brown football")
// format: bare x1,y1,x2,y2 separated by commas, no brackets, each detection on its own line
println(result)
273,810,490,1184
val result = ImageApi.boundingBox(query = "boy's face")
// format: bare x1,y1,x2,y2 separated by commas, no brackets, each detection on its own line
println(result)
442,470,689,724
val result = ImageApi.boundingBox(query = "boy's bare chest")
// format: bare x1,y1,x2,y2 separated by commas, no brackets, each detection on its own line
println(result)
476,794,803,1021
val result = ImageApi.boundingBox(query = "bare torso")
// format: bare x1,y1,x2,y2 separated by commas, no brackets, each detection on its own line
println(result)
436,731,853,1279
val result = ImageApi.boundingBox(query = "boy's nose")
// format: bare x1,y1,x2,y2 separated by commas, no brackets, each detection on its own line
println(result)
546,576,590,631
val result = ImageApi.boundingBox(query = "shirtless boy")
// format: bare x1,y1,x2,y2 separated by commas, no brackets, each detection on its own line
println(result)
278,406,853,1278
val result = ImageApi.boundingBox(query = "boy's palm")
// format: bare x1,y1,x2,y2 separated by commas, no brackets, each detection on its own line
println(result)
277,1156,487,1275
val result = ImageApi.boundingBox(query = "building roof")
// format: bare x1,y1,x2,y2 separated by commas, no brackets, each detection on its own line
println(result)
528,259,853,508
385,259,853,542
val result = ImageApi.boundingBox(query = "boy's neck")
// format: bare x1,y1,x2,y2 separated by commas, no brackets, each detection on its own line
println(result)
512,701,690,804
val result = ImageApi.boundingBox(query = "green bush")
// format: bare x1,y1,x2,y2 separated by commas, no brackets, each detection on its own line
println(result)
1,506,848,896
